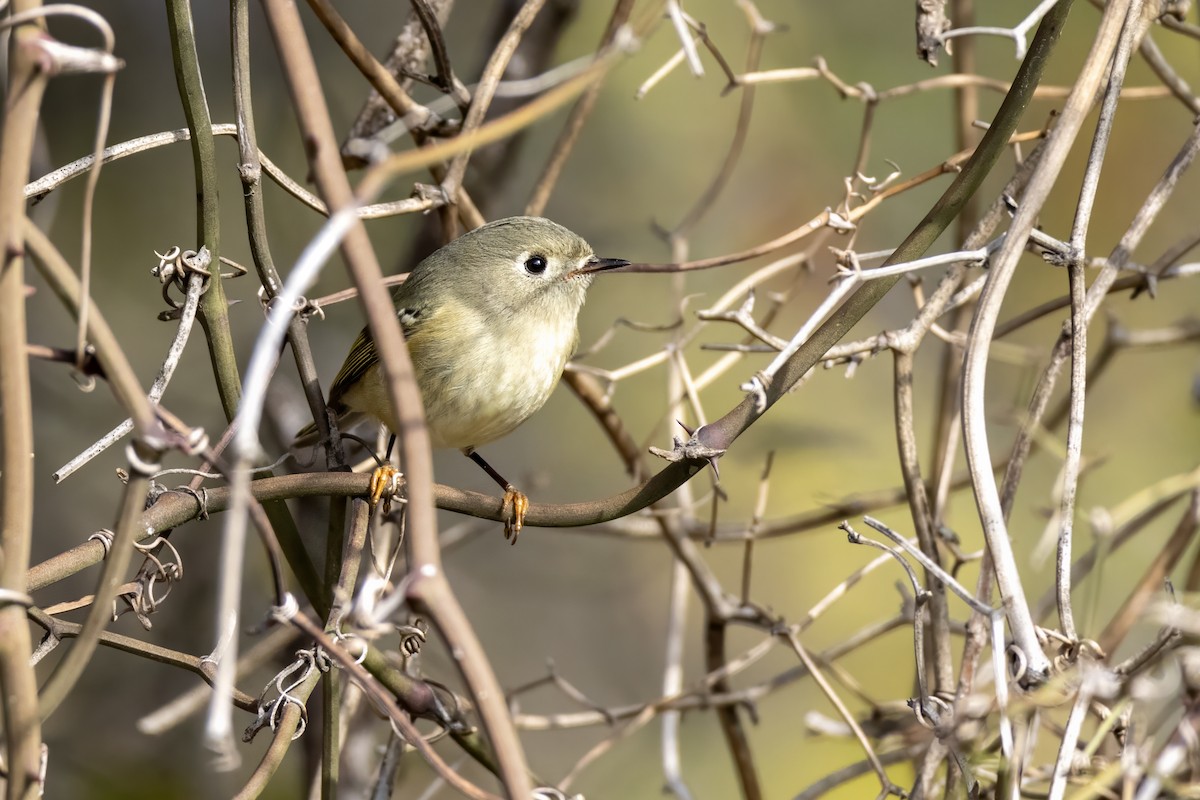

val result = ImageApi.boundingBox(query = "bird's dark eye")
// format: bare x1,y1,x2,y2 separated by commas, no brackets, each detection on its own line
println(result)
524,255,548,275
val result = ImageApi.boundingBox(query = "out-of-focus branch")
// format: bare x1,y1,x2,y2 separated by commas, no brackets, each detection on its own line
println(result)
0,9,51,794
342,0,455,167
439,0,547,200
525,0,635,215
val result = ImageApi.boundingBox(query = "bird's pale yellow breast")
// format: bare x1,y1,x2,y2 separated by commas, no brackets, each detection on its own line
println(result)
345,297,578,450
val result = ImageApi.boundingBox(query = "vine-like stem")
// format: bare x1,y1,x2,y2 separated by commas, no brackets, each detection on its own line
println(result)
164,0,241,419
232,670,320,800
22,220,164,721
959,0,1120,684
229,0,325,617
37,476,150,718
892,350,955,697
1053,0,1146,644
524,0,636,215
438,0,547,200
287,611,502,800
0,10,49,795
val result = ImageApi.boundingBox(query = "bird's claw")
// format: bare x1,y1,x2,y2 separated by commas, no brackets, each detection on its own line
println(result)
501,485,528,544
369,465,402,514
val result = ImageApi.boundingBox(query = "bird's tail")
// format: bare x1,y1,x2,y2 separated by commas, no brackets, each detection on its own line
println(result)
290,405,363,451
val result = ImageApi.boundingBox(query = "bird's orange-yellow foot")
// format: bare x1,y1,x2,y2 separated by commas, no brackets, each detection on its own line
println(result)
501,485,529,544
369,465,402,514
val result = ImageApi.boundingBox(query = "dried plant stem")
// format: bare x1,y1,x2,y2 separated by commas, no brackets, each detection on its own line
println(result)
318,499,370,795
515,613,909,733
660,559,693,800
229,0,327,619
23,456,985,593
38,475,149,719
929,0,981,560
702,606,762,797
690,0,1073,518
525,0,636,216
359,36,631,201
137,623,301,735
53,272,203,483
1137,33,1200,114
1054,0,1145,643
996,123,1200,654
22,223,167,720
780,630,902,798
0,10,49,794
961,0,1117,683
57,9,116,379
738,64,1170,101
231,0,325,434
29,608,258,709
892,351,955,697
165,0,241,420
303,0,483,231
1030,466,1200,624
440,0,547,198
306,0,428,125
24,123,438,219
672,4,770,240
660,266,697,800
1098,491,1198,653
165,2,254,761
288,611,500,800
233,669,320,800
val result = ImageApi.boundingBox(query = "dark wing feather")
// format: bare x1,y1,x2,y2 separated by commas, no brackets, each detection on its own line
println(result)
327,308,423,406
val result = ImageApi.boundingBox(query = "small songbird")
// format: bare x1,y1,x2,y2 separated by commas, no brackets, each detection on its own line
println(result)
295,216,628,541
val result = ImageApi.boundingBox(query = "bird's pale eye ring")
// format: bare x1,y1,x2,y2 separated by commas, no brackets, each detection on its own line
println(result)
524,255,548,275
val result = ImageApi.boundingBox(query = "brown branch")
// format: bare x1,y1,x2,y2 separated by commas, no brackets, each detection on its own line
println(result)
342,0,454,165
258,1,531,794
0,9,50,792
1098,491,1199,653
891,350,955,698
27,608,259,711
439,0,547,200
524,0,635,215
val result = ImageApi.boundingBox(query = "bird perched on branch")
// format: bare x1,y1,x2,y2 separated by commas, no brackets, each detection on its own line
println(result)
295,216,629,541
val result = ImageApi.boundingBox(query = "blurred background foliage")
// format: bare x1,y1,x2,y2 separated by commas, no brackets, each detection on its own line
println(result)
19,0,1200,797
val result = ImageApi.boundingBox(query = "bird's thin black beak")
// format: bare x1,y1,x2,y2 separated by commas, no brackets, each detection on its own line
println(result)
571,256,631,277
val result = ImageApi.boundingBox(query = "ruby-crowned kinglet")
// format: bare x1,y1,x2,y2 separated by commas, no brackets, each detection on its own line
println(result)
296,216,628,540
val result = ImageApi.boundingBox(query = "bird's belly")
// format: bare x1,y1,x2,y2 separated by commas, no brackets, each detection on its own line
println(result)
421,343,564,449
342,308,575,451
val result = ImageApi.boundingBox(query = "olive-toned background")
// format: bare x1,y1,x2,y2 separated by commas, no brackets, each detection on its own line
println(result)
22,1,1200,797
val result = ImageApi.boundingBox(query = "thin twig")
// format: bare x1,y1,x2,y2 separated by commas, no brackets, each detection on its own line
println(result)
54,271,204,482
960,0,1111,684
1054,0,1146,645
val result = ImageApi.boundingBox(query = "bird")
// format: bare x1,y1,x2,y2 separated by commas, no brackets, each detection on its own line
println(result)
295,216,629,541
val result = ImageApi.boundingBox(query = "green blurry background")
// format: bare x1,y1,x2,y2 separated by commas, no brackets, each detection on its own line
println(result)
22,0,1200,797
